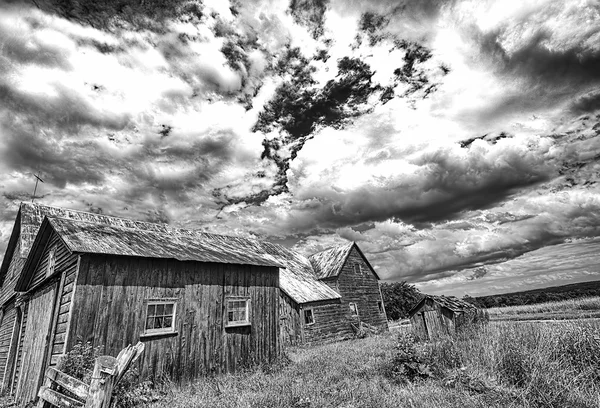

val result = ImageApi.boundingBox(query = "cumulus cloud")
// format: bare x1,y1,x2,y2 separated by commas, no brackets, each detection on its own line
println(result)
1,0,600,297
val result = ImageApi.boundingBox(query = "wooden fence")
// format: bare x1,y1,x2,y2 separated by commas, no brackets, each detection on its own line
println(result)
37,342,145,408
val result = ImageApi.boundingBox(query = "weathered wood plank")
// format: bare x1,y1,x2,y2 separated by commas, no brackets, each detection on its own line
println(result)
44,367,89,400
38,386,84,408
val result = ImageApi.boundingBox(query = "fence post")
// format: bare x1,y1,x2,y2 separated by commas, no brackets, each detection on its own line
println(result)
84,356,117,408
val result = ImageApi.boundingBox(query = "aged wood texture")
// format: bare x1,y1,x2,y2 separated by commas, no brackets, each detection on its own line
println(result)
301,300,351,344
0,302,16,388
11,302,27,396
0,228,25,307
85,356,117,408
279,293,302,346
334,247,388,332
15,282,58,405
68,255,279,381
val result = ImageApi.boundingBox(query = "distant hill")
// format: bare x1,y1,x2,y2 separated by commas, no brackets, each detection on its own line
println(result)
470,280,600,308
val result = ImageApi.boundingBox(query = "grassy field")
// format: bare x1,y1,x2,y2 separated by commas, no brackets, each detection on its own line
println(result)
144,320,600,408
487,296,600,321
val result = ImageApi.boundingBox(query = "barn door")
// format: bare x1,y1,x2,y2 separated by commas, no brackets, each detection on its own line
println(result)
423,310,444,340
15,282,58,404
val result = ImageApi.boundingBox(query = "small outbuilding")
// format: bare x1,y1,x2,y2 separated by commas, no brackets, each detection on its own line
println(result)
408,295,487,340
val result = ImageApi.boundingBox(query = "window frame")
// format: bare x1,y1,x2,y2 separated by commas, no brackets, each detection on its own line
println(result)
303,308,315,326
46,246,56,278
353,262,362,274
225,296,252,328
348,302,359,317
143,298,177,335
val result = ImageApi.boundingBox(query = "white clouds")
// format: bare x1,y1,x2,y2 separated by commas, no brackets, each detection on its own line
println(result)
0,0,600,297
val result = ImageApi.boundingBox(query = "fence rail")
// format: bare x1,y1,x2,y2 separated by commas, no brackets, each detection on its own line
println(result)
37,342,145,408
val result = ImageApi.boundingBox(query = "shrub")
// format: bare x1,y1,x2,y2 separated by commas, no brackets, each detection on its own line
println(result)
58,341,160,408
387,332,433,383
58,341,101,384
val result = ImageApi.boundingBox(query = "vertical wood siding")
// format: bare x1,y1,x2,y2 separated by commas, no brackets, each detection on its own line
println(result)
335,247,388,332
15,282,57,405
11,230,78,403
409,299,454,340
11,303,27,396
0,302,16,387
67,255,279,381
0,240,25,307
48,259,79,366
279,293,302,346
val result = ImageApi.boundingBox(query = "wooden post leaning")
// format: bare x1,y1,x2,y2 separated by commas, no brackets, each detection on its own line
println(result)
84,356,118,408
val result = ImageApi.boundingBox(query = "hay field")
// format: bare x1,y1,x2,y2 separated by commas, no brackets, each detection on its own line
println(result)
147,320,600,408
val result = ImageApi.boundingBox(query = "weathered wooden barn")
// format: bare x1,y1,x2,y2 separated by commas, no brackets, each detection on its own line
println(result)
408,295,486,340
0,202,388,405
270,242,389,345
0,205,283,405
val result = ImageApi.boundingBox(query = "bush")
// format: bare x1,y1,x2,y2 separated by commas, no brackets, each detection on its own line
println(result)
59,341,101,384
58,341,160,408
387,332,434,383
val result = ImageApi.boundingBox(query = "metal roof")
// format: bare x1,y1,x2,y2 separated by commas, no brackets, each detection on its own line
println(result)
309,243,354,279
17,202,175,259
46,217,284,268
261,242,341,303
408,295,478,318
5,203,377,305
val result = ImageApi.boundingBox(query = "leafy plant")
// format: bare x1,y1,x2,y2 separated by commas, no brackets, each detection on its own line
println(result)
387,332,434,383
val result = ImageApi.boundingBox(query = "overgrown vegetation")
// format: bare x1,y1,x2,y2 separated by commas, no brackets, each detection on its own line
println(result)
58,341,164,407
143,320,599,408
486,296,600,321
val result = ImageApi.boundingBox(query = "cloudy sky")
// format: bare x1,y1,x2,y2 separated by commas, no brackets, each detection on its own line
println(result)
1,0,600,297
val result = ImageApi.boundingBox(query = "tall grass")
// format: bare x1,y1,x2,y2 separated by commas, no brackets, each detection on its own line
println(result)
487,296,600,318
146,321,600,408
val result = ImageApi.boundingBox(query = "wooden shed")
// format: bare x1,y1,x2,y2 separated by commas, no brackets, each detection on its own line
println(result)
269,242,389,345
0,208,283,406
408,295,486,340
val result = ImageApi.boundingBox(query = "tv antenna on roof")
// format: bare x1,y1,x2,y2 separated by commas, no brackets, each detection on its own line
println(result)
31,172,44,203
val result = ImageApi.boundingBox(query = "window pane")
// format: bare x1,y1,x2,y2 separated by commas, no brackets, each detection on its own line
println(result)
164,316,172,328
147,304,156,317
154,316,163,329
146,317,154,330
164,304,173,316
155,304,165,316
228,311,234,322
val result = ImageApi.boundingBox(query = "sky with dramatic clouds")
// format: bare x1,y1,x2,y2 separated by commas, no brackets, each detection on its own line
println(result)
1,0,600,297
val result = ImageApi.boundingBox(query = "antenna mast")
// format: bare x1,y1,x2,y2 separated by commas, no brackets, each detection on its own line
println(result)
32,173,44,202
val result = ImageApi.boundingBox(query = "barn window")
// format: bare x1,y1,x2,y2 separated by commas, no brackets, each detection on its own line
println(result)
353,263,362,274
144,300,176,334
378,301,384,313
349,302,358,316
46,247,56,278
304,308,314,325
226,297,251,327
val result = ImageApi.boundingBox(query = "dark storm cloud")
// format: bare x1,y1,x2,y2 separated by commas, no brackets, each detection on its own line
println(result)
289,0,330,39
0,82,131,132
492,31,600,86
571,89,600,114
0,118,118,187
290,139,552,229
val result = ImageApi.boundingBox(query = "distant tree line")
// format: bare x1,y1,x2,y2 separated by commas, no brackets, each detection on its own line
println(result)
380,281,424,320
463,280,600,308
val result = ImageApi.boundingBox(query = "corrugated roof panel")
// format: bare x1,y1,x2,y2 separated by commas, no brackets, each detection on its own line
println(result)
16,203,346,304
261,242,341,303
308,242,354,279
430,295,478,312
48,217,284,268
